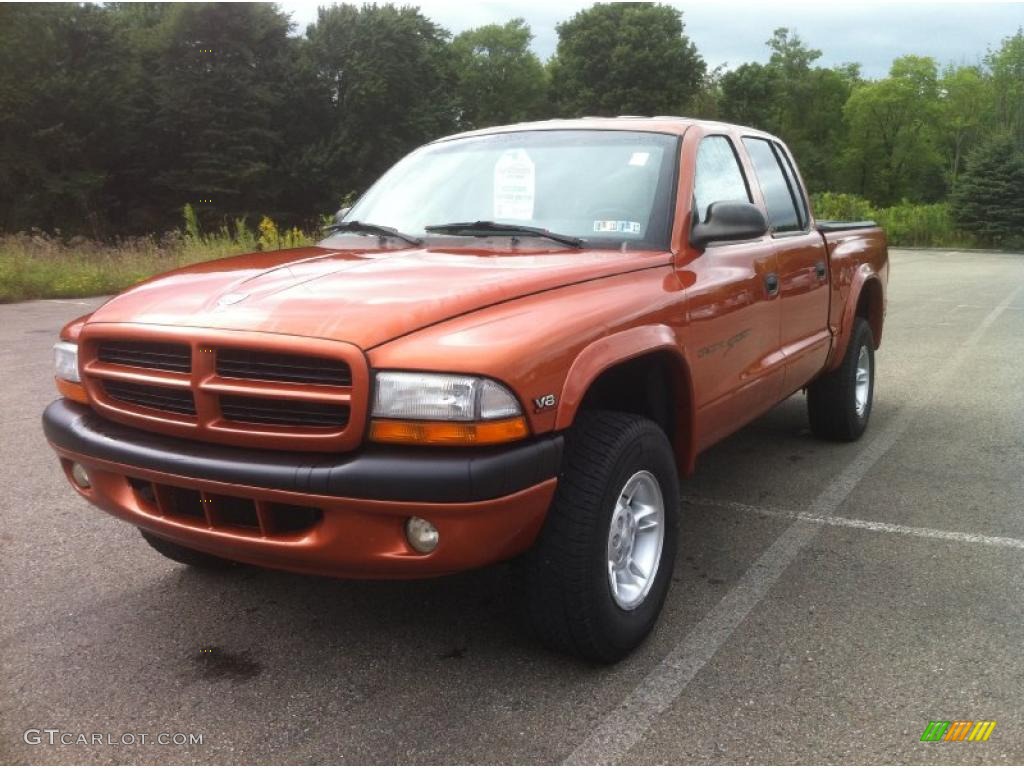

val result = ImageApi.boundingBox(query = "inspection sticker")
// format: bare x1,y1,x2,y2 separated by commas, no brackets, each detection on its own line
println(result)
493,149,535,220
593,220,642,234
628,151,650,166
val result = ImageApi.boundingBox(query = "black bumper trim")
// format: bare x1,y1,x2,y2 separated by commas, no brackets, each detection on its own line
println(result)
43,400,563,503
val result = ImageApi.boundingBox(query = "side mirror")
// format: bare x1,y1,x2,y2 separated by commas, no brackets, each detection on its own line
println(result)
333,206,351,225
690,201,768,250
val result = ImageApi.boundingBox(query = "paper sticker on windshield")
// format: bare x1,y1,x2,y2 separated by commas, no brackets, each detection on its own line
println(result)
594,220,642,234
493,149,535,220
628,152,650,166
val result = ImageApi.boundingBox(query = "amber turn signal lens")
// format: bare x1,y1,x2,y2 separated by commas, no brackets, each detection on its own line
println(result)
369,417,529,446
56,377,90,405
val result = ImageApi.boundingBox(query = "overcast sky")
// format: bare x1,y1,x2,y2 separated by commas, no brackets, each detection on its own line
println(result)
277,0,1023,77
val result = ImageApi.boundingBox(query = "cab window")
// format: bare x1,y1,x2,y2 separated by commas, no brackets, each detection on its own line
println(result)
742,137,802,233
693,136,751,223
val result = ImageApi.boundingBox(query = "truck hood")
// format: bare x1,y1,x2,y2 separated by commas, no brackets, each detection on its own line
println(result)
87,244,671,349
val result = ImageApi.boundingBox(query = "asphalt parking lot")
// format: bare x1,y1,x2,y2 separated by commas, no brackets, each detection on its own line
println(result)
2,248,1023,765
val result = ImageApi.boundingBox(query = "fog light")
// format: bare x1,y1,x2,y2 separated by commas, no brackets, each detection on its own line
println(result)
405,516,439,554
70,462,91,489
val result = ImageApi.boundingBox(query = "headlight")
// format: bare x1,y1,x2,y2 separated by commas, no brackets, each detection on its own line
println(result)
369,371,528,446
54,342,80,383
372,372,521,421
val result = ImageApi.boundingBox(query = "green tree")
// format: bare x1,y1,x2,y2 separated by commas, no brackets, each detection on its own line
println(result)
143,3,298,230
939,65,992,192
303,4,457,206
719,62,778,128
986,28,1024,146
549,3,705,117
841,55,944,204
719,29,857,192
0,3,136,235
951,133,1024,245
451,19,548,129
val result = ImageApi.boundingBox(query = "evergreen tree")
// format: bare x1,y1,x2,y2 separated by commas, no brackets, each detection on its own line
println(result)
951,133,1024,246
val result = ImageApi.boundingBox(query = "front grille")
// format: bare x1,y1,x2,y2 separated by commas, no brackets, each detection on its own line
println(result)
217,348,352,386
104,380,196,415
82,332,365,451
127,477,322,537
220,395,349,428
98,341,191,373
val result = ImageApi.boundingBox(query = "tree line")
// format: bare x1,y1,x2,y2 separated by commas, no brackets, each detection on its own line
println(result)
1,2,1021,244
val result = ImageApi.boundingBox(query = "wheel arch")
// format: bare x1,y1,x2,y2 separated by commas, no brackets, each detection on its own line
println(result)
829,268,885,371
855,276,885,348
555,325,696,476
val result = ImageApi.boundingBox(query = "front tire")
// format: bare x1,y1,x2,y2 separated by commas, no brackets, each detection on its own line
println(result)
519,411,679,663
807,317,875,441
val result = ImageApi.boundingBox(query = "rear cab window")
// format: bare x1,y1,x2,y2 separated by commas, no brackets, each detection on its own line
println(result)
741,137,806,234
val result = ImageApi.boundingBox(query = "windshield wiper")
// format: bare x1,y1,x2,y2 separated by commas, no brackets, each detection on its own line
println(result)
323,220,422,247
424,220,584,248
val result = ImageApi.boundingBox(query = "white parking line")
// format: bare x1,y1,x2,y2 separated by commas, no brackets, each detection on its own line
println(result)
565,281,1024,765
685,495,1024,551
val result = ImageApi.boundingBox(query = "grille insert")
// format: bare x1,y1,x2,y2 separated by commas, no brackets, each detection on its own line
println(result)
271,503,323,533
211,493,260,530
104,380,196,415
127,478,323,537
161,486,205,519
217,348,352,386
98,341,191,373
220,395,349,428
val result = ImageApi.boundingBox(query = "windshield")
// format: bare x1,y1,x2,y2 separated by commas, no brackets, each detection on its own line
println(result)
331,130,679,250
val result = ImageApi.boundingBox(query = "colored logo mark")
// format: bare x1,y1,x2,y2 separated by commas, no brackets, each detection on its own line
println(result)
920,720,996,742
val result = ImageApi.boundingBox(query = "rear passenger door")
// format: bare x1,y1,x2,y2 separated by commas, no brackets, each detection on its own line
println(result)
684,134,784,450
742,137,830,395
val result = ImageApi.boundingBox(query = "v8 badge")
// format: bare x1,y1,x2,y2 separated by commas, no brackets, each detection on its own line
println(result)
533,393,557,412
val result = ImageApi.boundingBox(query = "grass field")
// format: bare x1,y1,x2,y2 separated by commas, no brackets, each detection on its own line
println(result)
0,215,313,303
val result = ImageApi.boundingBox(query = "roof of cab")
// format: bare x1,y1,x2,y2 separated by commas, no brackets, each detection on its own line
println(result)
434,115,775,143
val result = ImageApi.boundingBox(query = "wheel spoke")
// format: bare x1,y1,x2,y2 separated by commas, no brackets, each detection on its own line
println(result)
622,486,637,507
628,558,648,580
634,503,659,531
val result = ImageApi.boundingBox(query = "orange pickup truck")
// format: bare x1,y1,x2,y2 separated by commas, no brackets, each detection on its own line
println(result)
44,117,887,661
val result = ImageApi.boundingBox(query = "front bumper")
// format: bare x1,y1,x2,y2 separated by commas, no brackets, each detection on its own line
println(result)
43,400,562,578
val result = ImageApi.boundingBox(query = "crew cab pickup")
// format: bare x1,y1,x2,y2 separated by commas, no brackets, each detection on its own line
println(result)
43,118,887,662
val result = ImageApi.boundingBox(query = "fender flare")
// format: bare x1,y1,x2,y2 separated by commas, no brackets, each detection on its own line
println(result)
554,324,697,474
830,266,884,371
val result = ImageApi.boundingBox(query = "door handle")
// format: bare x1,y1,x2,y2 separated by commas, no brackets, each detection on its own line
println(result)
815,261,827,279
765,272,779,296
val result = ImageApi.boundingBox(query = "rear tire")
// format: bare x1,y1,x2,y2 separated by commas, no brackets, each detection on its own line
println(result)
807,317,875,441
139,529,235,570
519,410,679,663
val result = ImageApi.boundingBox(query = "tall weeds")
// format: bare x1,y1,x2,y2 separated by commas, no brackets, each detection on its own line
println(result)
0,211,315,302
